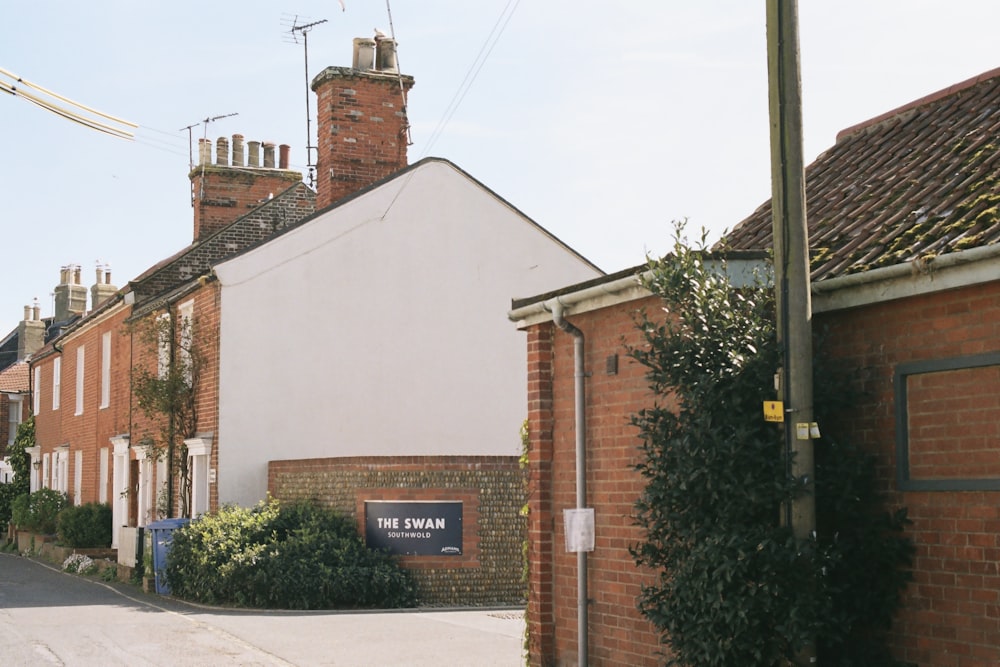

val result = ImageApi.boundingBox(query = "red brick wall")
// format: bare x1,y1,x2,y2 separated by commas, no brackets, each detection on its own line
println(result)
816,281,1000,666
129,281,222,516
185,281,221,514
525,281,1000,666
905,363,1000,480
311,67,414,209
33,355,63,467
524,295,667,667
191,166,303,242
33,305,132,502
31,279,222,517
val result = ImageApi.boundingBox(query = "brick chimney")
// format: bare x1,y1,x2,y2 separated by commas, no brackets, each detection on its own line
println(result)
16,299,45,361
53,265,87,323
311,34,415,209
189,133,303,242
90,264,118,310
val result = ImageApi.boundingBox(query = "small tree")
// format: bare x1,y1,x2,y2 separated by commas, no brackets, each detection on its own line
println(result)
0,416,34,527
129,310,203,518
629,224,912,666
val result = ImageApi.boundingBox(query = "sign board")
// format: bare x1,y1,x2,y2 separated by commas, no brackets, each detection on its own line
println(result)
564,508,595,553
763,400,784,422
364,500,463,556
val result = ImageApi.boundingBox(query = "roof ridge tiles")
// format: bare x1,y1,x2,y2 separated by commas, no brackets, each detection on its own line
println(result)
836,66,1000,143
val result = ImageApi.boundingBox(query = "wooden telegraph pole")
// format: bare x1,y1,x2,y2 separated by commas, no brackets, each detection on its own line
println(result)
766,0,817,663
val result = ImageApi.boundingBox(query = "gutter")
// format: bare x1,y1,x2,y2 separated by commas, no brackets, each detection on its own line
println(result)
509,255,769,327
812,243,1000,313
813,243,1000,292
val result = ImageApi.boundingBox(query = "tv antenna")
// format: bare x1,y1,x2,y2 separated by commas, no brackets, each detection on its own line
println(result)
283,15,328,189
180,112,240,171
180,112,239,206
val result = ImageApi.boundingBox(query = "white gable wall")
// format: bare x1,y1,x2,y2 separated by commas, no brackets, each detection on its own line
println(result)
215,160,601,506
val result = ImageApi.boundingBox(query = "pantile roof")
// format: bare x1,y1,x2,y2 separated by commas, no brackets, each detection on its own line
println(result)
0,361,29,393
724,67,1000,281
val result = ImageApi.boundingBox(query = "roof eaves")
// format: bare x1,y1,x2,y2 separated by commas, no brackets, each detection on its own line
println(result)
509,250,769,328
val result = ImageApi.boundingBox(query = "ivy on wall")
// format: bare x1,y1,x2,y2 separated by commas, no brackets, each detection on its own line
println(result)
129,310,203,519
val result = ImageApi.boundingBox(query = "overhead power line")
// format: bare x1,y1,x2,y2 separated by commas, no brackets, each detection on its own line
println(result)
0,66,137,140
418,0,521,159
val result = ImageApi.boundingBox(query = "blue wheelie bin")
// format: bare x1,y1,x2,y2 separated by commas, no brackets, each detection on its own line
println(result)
146,518,191,595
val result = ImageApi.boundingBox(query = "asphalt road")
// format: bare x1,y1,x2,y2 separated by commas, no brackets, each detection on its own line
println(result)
0,553,525,666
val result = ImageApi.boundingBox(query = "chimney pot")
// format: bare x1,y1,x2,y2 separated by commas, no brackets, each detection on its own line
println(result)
248,140,261,168
376,38,398,73
33,299,40,321
198,138,212,165
216,136,230,166
263,142,276,169
279,144,290,170
232,134,245,167
353,38,377,70
23,305,31,321
74,266,81,285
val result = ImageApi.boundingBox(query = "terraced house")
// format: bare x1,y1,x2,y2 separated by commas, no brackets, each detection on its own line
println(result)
27,35,601,605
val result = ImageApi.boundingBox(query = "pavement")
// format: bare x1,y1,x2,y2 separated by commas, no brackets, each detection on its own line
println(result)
0,552,526,666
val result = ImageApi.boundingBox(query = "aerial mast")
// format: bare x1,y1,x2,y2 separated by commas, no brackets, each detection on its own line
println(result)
287,17,328,189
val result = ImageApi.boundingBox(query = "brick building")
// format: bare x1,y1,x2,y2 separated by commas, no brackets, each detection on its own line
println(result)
28,141,313,546
510,69,1000,665
0,301,48,463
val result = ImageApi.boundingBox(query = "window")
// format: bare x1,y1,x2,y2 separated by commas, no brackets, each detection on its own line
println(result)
100,331,111,409
74,450,83,505
75,345,85,415
99,447,109,504
178,300,194,385
156,313,170,379
54,447,69,494
7,397,22,445
52,357,61,410
33,367,40,414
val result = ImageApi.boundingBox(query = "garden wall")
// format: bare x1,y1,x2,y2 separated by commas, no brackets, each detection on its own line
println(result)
268,455,525,607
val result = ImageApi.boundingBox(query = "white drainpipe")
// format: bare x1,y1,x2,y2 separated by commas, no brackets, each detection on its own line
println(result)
549,299,588,667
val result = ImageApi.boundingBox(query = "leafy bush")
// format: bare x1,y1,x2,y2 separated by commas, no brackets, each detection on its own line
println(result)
166,498,417,609
630,226,912,666
0,417,34,527
0,483,22,530
57,502,113,548
11,488,69,534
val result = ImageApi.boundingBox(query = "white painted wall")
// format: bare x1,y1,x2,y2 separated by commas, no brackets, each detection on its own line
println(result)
214,160,602,506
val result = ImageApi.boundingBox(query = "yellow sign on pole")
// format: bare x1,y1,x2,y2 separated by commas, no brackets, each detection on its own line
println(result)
763,401,784,423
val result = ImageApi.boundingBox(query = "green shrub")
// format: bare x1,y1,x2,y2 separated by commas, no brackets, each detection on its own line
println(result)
57,502,113,548
0,485,21,530
0,417,34,527
11,488,69,534
166,498,417,609
630,225,912,666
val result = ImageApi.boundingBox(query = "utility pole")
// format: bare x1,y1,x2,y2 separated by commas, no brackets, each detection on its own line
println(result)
766,1,816,663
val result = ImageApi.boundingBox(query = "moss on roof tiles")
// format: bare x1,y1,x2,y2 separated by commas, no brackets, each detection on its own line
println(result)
722,70,1000,281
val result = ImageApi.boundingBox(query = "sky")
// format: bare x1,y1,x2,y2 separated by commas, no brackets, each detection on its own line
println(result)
2,1,999,336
